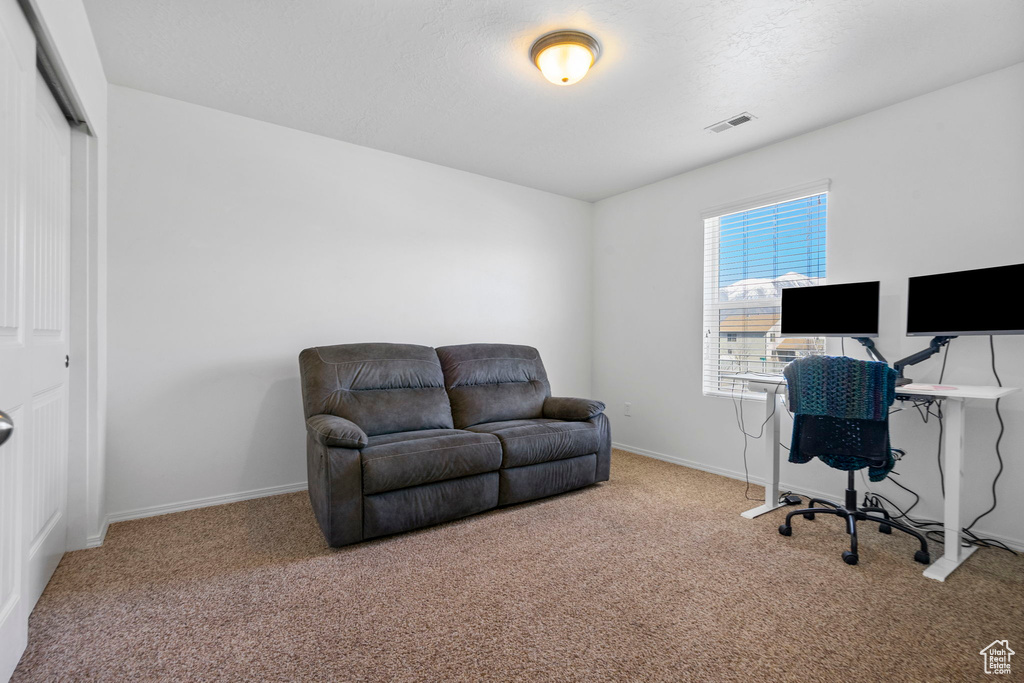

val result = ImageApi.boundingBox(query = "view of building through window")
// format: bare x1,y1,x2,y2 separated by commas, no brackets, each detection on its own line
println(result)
703,192,827,397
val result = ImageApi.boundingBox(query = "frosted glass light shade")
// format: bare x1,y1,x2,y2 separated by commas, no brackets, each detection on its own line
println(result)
530,31,601,86
536,43,594,85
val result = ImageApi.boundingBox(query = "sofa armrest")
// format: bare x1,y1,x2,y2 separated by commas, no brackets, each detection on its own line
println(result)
542,396,606,421
306,414,369,449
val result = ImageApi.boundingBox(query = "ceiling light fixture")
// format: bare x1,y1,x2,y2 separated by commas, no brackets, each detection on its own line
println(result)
530,30,601,86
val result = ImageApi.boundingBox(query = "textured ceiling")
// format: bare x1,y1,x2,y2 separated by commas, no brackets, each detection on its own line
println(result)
84,0,1024,201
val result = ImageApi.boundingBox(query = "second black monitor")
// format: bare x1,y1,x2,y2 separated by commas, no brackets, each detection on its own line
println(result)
907,263,1024,336
781,281,880,337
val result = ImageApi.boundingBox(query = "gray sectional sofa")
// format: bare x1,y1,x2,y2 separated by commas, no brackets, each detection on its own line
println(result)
298,342,610,547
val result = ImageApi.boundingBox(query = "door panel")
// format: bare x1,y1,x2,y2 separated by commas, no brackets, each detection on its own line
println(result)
0,4,22,345
31,69,69,339
25,386,66,605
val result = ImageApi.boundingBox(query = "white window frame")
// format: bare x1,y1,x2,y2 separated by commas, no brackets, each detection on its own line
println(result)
702,180,830,399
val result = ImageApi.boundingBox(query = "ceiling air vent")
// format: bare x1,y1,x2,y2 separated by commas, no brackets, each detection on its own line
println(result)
706,112,756,133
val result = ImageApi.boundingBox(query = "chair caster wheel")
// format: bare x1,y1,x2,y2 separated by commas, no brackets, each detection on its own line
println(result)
778,525,792,537
803,512,815,520
879,523,892,534
842,551,858,565
914,550,931,565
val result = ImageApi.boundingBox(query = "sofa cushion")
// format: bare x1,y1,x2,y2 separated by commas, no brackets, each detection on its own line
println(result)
299,343,454,436
465,418,602,468
436,343,551,428
361,430,502,495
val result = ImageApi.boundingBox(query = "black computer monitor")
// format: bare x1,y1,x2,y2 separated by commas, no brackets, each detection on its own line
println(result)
907,263,1024,336
780,281,880,337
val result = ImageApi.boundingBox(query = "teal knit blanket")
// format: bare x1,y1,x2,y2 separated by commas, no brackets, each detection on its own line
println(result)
783,355,896,421
784,355,898,482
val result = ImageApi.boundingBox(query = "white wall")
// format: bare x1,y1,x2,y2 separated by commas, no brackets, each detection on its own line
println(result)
593,62,1024,547
106,86,594,518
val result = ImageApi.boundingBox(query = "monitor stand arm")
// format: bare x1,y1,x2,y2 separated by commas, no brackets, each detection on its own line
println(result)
853,337,887,364
892,336,957,386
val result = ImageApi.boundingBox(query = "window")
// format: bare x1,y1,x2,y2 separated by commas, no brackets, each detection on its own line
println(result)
702,182,828,398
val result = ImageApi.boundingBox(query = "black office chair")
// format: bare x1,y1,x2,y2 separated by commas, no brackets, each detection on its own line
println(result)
777,355,930,566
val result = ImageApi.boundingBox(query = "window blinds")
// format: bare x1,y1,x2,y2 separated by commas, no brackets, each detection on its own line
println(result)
702,187,828,398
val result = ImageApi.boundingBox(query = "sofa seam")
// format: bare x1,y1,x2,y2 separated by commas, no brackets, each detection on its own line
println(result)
448,379,548,390
366,430,462,446
337,385,446,392
495,427,594,440
504,451,598,467
442,355,540,366
314,349,441,367
363,440,501,461
364,470,499,498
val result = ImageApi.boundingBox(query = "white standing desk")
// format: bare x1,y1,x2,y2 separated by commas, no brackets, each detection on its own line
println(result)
726,372,1018,581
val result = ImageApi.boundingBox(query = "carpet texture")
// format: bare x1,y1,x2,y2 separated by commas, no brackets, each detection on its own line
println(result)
13,450,1024,681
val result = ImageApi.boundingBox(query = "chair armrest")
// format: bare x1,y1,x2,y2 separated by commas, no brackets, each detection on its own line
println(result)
306,414,369,449
542,396,606,421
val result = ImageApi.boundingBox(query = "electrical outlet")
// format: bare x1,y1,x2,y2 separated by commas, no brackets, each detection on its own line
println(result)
624,402,632,417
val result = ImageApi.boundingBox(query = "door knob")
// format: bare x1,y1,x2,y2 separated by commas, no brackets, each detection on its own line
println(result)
0,410,12,447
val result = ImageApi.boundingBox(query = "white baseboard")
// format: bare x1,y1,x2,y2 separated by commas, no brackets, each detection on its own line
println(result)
85,516,109,549
613,441,1024,553
612,440,838,500
105,481,309,527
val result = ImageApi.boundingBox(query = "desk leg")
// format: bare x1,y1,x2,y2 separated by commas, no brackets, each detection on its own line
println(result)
923,398,977,581
741,386,784,519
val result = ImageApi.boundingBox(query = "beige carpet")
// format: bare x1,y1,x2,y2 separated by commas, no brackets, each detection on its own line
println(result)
13,450,1024,682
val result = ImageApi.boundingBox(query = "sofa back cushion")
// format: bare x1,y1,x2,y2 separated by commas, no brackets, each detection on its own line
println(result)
436,344,551,428
299,343,454,436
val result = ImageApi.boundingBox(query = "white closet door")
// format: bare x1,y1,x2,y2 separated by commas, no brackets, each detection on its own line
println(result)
0,3,71,679
24,68,71,609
